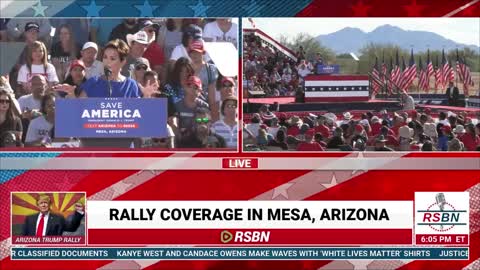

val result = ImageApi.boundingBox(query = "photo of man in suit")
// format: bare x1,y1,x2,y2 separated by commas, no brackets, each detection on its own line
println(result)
21,194,85,236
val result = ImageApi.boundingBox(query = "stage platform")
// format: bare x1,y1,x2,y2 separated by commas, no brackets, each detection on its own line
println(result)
243,98,402,113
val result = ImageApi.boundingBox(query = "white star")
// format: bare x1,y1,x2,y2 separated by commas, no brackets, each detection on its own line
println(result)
189,0,210,17
352,152,367,175
344,87,347,90
31,0,48,17
328,87,332,90
272,183,294,199
320,174,338,189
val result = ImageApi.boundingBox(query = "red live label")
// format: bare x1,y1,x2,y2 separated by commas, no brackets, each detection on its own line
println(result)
416,234,468,245
222,158,258,169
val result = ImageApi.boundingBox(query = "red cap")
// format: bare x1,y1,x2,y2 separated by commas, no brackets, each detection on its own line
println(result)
69,59,85,70
424,108,431,115
221,77,235,86
442,125,452,133
259,124,268,130
187,76,202,90
189,40,205,54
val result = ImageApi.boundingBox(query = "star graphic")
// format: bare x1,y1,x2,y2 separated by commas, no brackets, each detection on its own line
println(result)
189,0,210,17
134,0,159,17
31,0,48,17
350,0,372,16
403,0,426,16
320,173,338,189
352,151,367,175
81,0,106,17
242,0,264,17
271,183,295,199
348,259,375,270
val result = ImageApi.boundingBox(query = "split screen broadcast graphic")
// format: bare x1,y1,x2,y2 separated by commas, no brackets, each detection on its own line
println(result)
1,16,479,262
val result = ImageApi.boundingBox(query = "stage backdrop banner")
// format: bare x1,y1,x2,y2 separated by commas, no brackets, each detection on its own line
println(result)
55,98,168,138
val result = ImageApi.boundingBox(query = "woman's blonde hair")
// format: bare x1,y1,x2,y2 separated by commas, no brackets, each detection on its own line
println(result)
25,41,48,74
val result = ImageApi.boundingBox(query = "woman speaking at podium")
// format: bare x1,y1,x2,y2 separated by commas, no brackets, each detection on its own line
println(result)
79,39,140,98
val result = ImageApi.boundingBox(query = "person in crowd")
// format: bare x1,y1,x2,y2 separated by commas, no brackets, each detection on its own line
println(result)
374,135,394,151
108,19,138,43
77,42,104,79
52,59,87,98
297,59,311,79
0,130,21,147
174,75,209,139
297,129,323,151
50,24,81,82
211,96,238,149
421,140,435,151
25,93,55,146
6,19,51,43
122,31,151,77
457,124,480,151
401,91,415,110
140,20,165,82
398,125,414,151
17,41,59,93
18,74,47,120
160,19,184,62
131,57,151,89
0,18,10,41
445,81,460,106
267,129,288,150
0,89,22,145
246,113,262,138
170,24,203,63
164,57,195,104
179,108,225,148
188,39,218,117
327,127,345,149
448,137,464,151
203,19,238,47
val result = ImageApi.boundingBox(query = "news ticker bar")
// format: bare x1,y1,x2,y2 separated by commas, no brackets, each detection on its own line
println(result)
1,157,479,170
11,247,469,260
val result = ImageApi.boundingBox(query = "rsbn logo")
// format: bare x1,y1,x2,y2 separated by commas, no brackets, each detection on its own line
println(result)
416,193,468,232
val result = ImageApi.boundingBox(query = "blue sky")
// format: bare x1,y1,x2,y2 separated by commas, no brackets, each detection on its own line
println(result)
245,18,480,47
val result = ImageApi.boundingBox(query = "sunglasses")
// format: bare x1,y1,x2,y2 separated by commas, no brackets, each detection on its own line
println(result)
195,117,209,123
0,99,10,104
223,84,234,88
135,65,148,71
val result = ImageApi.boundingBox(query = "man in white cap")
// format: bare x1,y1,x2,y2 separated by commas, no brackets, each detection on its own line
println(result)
122,30,151,77
79,42,103,79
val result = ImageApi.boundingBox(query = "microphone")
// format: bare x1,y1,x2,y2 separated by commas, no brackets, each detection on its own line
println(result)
435,193,446,211
435,193,446,230
104,67,113,97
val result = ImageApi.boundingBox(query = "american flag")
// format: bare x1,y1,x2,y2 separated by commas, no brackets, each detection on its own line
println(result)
381,52,387,85
399,49,416,92
390,51,401,94
457,52,475,96
426,49,434,91
371,56,383,95
441,49,455,86
434,55,442,93
418,55,429,92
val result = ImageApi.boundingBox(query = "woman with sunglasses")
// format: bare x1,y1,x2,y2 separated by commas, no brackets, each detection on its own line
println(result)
211,96,238,149
0,89,23,146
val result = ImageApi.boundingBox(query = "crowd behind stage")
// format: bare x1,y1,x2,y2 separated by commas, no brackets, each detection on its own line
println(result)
243,106,480,152
243,32,322,99
0,18,239,149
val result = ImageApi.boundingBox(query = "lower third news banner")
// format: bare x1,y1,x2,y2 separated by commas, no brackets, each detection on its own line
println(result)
11,247,469,260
